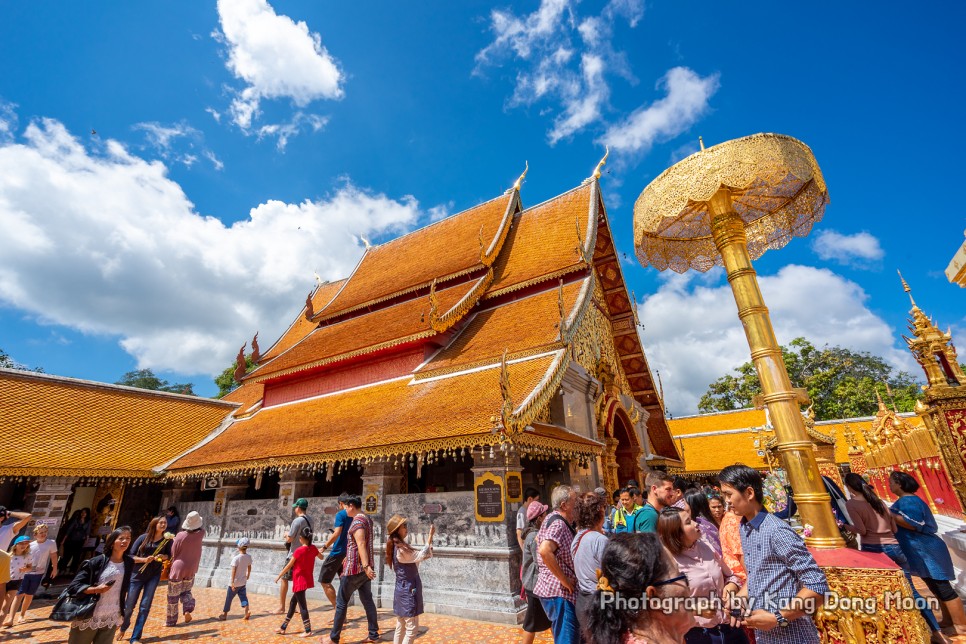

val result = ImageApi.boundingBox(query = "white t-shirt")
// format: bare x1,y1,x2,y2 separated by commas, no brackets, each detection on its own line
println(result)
30,539,57,572
230,552,252,587
0,525,13,552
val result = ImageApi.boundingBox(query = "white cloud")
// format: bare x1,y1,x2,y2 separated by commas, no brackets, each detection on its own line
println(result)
132,120,223,171
0,100,17,143
215,0,343,136
475,0,643,144
0,116,423,376
601,67,719,155
256,112,328,151
812,230,885,267
638,265,918,417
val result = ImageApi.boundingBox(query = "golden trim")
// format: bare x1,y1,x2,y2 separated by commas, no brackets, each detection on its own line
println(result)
482,264,588,301
413,343,564,381
430,272,493,332
0,467,160,481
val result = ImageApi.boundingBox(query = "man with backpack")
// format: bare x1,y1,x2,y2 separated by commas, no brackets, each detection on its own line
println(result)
534,485,579,644
277,498,312,614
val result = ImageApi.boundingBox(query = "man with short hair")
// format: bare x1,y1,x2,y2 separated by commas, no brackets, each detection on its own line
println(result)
277,498,312,614
325,495,379,644
534,485,579,644
603,489,621,534
318,493,351,610
0,507,31,552
671,476,689,509
611,487,641,534
633,471,674,532
719,464,828,644
516,487,541,550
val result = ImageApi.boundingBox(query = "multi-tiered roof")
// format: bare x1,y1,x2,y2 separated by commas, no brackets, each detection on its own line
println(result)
167,176,678,478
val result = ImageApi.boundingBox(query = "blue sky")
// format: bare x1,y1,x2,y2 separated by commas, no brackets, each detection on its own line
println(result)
0,1,963,414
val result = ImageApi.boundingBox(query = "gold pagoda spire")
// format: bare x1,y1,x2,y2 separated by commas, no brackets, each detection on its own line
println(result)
898,270,917,309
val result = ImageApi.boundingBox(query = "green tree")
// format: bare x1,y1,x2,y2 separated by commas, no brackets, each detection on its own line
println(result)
116,368,195,395
0,348,43,372
214,355,254,398
698,337,921,420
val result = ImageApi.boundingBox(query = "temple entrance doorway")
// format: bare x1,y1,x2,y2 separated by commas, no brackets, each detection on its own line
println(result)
612,409,644,489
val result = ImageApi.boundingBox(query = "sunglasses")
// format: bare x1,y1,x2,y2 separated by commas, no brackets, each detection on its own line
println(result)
652,573,689,588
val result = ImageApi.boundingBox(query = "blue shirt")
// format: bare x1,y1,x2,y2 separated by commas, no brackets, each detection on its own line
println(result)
740,510,828,644
329,509,350,557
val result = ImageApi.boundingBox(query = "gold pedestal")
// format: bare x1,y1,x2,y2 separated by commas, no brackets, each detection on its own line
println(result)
814,549,930,644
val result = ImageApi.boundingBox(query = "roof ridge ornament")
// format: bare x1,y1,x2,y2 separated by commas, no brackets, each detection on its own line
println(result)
500,349,516,431
304,290,315,321
233,343,247,383
557,279,569,341
510,161,528,193
428,278,440,327
591,147,609,181
575,213,593,265
251,332,260,364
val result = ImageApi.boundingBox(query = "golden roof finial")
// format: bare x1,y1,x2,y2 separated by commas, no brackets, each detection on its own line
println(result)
360,236,372,250
875,386,888,412
313,271,323,287
898,270,917,308
557,278,569,340
591,147,609,180
698,136,705,151
500,349,515,429
512,161,528,192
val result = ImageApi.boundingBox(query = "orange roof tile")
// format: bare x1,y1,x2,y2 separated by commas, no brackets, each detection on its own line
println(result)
168,353,600,476
418,277,587,377
259,279,346,364
317,193,517,320
221,381,264,417
0,369,236,478
485,184,593,298
247,277,483,382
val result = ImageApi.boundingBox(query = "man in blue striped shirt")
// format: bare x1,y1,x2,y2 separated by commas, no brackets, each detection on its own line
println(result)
719,464,829,644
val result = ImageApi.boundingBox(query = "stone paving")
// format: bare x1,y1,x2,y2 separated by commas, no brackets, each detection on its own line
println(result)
0,585,552,643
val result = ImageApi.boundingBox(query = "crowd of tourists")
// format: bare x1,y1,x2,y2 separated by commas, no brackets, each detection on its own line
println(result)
2,462,966,644
519,465,966,644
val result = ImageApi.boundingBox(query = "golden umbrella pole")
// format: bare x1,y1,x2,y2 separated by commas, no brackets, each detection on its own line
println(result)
633,133,843,548
707,188,842,547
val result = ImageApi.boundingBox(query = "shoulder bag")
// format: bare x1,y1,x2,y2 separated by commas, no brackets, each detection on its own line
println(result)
49,588,98,622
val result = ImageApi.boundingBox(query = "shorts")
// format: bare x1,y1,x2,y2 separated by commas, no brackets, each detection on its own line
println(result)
522,590,551,633
6,579,21,592
282,556,293,582
318,553,346,584
17,573,43,596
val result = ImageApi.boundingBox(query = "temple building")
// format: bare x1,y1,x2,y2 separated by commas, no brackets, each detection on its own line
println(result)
0,368,236,542
948,230,966,287
149,172,678,621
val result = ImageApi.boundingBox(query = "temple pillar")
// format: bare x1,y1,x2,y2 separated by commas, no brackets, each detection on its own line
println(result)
277,469,316,512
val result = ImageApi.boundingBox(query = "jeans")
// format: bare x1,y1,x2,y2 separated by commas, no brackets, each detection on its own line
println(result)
329,572,379,643
122,574,161,641
539,596,580,644
224,585,249,613
861,543,941,632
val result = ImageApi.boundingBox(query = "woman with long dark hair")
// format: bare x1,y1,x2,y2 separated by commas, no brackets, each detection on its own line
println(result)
59,509,92,575
571,492,608,640
117,517,172,643
890,471,966,638
657,508,746,644
684,489,721,557
65,526,134,644
585,533,694,644
385,515,435,644
843,473,943,640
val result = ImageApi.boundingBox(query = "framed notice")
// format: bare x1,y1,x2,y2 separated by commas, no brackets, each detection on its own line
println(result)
474,473,505,522
505,472,523,503
363,482,380,515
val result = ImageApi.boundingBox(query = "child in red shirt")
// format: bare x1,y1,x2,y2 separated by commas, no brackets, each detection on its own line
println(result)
275,527,324,636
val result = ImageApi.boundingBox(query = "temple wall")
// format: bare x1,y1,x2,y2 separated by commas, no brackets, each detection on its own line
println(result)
181,491,525,623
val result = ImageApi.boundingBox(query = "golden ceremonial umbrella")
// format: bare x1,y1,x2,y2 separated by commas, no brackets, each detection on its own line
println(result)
634,133,842,547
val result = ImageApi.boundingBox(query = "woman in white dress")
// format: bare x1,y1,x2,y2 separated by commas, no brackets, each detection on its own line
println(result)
64,526,140,644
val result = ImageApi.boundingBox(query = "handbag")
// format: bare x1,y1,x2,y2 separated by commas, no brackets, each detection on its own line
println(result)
49,588,98,622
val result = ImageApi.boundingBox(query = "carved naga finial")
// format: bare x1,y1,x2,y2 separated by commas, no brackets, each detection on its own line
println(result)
557,279,568,340
500,349,515,430
575,213,592,264
591,146,609,180
513,161,528,191
428,278,440,324
233,343,247,383
304,291,315,321
251,332,260,364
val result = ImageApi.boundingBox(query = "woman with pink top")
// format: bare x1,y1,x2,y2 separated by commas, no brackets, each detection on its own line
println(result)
165,511,205,627
658,507,747,644
843,473,944,640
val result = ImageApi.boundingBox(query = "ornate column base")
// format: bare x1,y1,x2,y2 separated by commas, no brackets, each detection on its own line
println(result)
811,548,930,643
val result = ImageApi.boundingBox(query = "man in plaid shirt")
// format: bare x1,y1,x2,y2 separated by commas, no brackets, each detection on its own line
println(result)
719,464,828,644
325,496,380,644
534,484,579,644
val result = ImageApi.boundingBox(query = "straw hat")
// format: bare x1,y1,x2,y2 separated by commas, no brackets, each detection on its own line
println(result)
386,514,407,536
